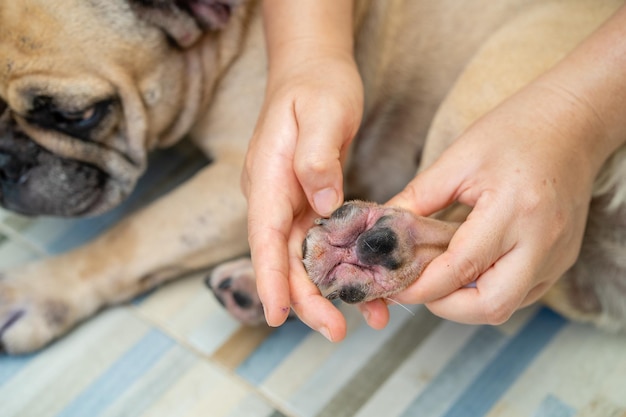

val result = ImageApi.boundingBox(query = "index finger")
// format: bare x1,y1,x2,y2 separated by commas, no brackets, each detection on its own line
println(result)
421,244,534,324
393,191,516,305
287,231,347,341
243,102,301,326
247,186,295,327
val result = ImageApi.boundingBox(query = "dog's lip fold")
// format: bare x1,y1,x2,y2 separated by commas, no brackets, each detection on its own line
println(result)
187,1,232,29
75,185,107,216
70,162,111,216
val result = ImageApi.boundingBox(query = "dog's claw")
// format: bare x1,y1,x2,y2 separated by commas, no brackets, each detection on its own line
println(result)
0,310,25,340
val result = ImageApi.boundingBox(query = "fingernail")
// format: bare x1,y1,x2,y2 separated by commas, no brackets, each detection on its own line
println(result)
262,305,272,325
313,188,338,217
361,308,371,324
319,326,333,342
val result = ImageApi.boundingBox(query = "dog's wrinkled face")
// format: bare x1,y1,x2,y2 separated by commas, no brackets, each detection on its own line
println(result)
0,0,205,216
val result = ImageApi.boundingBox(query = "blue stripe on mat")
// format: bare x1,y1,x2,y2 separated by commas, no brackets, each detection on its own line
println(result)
236,319,311,385
533,394,576,417
0,354,35,387
442,308,567,417
55,329,175,417
400,326,507,417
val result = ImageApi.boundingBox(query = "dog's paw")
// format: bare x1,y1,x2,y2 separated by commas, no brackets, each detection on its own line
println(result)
0,273,83,355
205,258,266,326
302,200,458,304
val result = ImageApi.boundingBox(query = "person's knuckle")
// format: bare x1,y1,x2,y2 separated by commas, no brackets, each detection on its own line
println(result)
295,155,331,178
398,184,419,205
480,294,515,325
451,255,481,288
518,187,543,215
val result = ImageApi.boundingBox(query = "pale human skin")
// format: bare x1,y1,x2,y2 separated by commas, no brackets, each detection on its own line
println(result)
242,0,362,340
243,2,626,341
372,3,626,327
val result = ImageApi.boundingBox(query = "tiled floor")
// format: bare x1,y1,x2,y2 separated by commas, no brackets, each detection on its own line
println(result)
1,141,626,417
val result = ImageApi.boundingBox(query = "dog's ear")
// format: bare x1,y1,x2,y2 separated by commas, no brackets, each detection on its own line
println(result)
129,0,241,47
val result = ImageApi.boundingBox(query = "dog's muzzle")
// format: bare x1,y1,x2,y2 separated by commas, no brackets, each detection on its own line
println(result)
0,121,107,217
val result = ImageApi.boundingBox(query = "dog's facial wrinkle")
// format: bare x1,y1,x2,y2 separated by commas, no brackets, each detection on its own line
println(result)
183,1,233,29
26,96,114,141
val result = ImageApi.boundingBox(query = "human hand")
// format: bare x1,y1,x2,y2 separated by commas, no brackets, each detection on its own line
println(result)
360,82,605,327
358,3,626,329
242,45,363,340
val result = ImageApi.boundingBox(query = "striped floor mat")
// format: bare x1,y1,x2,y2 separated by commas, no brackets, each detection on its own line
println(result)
1,141,625,417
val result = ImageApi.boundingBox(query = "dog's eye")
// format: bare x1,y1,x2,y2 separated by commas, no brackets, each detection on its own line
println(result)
58,106,96,125
49,101,111,132
28,96,112,139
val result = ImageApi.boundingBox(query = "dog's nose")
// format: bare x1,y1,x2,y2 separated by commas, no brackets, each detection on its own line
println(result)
356,227,400,270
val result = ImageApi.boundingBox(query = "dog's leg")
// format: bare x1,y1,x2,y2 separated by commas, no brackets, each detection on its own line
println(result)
0,7,272,353
0,158,249,354
421,1,623,170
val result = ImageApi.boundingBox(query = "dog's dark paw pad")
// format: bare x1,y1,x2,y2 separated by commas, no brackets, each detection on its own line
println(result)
338,286,367,304
207,258,266,326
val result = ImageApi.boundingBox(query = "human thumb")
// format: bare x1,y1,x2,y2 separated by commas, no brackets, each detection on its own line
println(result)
294,110,356,217
387,156,463,217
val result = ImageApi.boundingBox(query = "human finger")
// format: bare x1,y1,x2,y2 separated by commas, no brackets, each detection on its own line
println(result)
244,117,301,326
247,187,295,327
287,230,347,341
387,150,469,217
421,244,535,324
393,192,516,305
358,299,390,330
293,100,357,217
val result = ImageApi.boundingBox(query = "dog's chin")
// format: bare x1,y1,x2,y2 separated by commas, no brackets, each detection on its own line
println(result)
0,164,120,218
